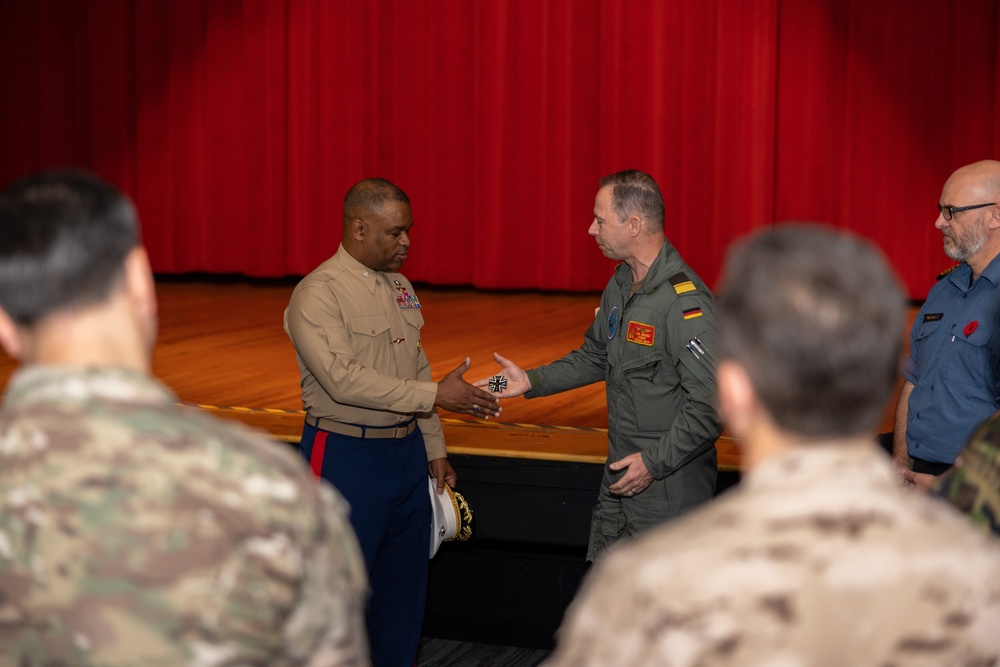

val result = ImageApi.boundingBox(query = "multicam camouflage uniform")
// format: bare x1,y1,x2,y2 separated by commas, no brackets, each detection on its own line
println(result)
544,444,1000,667
0,366,370,667
933,412,1000,537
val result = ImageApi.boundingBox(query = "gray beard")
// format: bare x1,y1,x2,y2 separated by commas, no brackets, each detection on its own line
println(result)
943,228,986,262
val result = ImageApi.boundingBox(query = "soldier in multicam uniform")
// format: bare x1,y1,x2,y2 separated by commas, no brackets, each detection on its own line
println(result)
544,225,1000,667
932,411,1000,536
0,171,370,666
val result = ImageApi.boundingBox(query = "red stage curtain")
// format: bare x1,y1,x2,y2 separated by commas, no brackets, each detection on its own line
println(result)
775,0,1000,296
0,0,997,297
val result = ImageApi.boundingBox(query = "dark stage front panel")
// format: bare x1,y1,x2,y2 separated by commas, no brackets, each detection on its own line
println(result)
424,453,740,649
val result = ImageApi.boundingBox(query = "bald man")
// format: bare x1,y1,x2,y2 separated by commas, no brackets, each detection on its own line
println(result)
284,178,499,667
893,160,1000,490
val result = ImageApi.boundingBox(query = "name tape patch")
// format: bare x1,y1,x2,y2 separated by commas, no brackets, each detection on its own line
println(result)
626,321,656,346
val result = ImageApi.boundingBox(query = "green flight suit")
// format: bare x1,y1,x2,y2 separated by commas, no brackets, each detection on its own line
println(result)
526,240,723,560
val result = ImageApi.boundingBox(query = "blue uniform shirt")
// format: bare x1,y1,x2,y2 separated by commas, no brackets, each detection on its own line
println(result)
903,254,1000,463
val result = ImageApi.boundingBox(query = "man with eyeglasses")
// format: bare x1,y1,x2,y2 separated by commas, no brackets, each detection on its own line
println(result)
892,159,1000,491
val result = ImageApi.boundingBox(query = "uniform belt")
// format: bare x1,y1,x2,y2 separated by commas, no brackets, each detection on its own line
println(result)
305,414,417,440
910,456,952,476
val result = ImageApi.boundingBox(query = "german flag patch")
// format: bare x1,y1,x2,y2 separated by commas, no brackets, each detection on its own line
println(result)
682,307,703,320
669,272,697,295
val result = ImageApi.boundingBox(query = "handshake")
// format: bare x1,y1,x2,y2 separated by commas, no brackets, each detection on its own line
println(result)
433,352,530,418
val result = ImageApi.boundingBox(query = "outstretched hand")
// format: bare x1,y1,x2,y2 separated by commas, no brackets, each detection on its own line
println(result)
472,352,532,399
435,357,502,418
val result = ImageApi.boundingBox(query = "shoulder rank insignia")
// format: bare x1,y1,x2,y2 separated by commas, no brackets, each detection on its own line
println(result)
937,264,960,280
669,272,697,295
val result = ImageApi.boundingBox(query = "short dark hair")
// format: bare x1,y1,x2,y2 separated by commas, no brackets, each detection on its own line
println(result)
598,170,665,231
717,224,904,437
0,170,139,326
343,178,410,222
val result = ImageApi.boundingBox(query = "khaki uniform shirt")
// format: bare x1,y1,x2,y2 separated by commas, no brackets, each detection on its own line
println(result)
545,444,1000,667
284,246,446,460
0,366,370,667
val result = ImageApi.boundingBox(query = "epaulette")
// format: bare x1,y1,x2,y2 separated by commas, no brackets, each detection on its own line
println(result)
936,264,960,281
669,272,697,295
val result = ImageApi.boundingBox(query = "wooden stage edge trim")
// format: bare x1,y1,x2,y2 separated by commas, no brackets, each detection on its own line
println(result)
187,403,743,472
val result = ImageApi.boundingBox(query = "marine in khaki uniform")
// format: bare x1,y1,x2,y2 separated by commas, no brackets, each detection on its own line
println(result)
284,178,499,667
479,170,722,560
544,225,1000,667
0,171,370,666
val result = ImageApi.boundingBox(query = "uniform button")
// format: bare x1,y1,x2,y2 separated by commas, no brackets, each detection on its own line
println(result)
371,330,376,334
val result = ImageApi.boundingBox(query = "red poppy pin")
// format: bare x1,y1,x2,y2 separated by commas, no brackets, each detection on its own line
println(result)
964,321,978,337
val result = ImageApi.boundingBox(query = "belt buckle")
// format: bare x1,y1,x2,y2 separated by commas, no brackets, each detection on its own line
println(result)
393,424,408,439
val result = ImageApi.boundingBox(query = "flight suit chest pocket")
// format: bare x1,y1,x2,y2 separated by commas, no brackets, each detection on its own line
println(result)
619,353,661,380
617,352,676,432
619,353,675,394
349,314,392,370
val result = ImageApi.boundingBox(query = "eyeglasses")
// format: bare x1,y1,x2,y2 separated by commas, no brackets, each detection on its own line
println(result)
938,202,996,221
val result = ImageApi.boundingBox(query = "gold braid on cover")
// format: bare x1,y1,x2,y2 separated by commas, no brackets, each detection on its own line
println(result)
450,488,474,542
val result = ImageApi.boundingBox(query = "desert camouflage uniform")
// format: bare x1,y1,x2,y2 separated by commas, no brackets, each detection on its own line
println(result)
0,366,370,667
545,444,1000,667
933,412,1000,536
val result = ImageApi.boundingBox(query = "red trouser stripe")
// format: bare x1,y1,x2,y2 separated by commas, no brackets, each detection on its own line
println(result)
309,430,329,478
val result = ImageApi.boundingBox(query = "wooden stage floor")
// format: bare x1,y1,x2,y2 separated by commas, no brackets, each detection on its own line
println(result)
0,277,912,471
